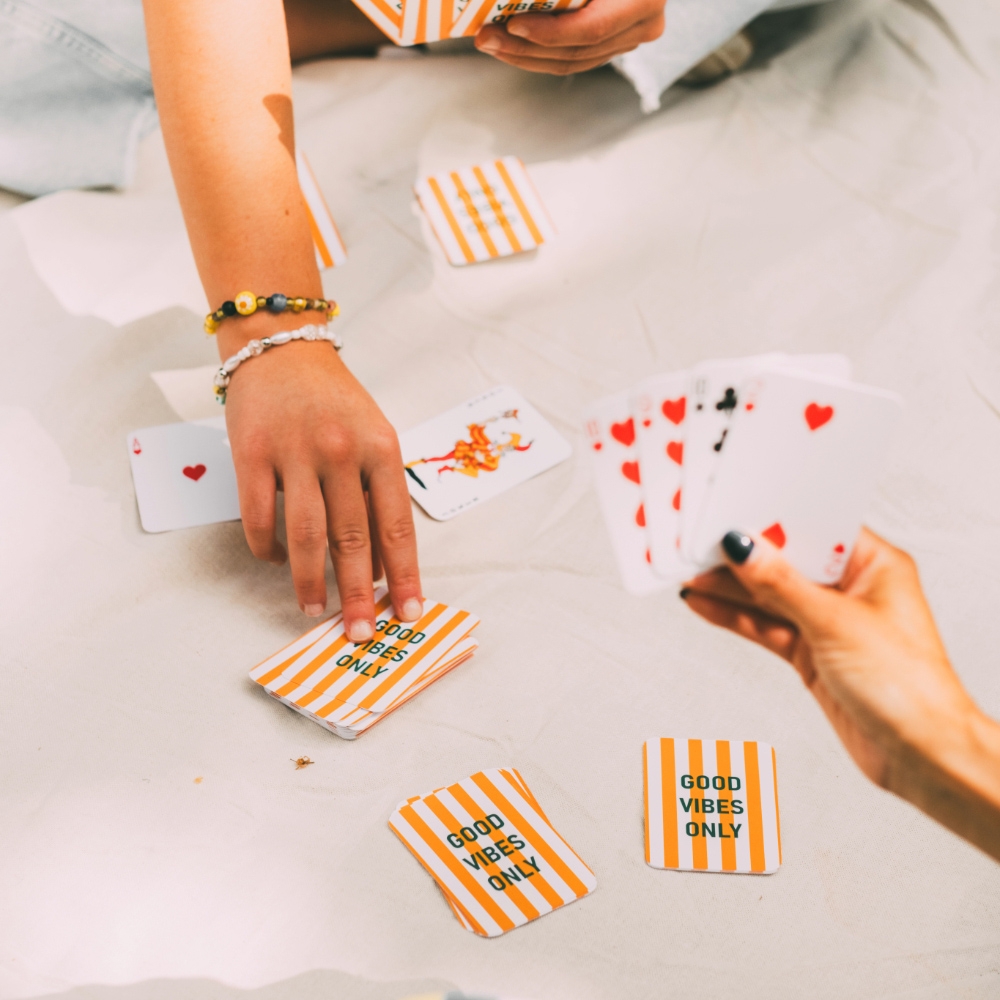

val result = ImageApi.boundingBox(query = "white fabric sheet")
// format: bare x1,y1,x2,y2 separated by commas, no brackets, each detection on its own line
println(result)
2,1,1000,998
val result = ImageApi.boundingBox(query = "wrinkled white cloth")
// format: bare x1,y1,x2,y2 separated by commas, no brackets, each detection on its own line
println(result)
2,1,1000,998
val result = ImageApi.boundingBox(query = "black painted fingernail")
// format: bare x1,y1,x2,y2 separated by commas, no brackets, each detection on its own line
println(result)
678,588,690,600
722,530,754,565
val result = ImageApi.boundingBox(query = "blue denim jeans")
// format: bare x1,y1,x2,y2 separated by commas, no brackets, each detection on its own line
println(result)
0,0,155,196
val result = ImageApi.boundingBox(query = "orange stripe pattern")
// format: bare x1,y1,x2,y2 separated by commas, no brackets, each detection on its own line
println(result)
643,738,781,874
415,157,555,266
249,587,479,739
350,0,589,45
389,768,596,937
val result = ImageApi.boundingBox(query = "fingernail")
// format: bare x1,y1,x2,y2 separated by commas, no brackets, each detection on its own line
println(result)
303,603,325,618
722,531,754,565
678,588,690,600
401,598,423,621
506,20,529,36
477,36,500,52
348,620,375,642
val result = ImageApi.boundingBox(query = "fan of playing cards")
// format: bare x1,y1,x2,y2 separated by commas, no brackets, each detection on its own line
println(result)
585,353,903,595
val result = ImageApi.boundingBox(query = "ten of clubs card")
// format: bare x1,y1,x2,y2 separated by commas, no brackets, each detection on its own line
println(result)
399,385,572,521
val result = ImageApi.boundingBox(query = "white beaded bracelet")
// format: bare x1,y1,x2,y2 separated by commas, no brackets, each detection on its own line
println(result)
213,322,343,404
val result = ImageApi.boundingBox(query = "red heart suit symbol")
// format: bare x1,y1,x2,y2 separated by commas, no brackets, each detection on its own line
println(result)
661,397,685,425
666,441,683,465
833,543,845,554
805,403,834,430
635,504,645,527
621,461,640,484
183,464,207,481
761,523,786,548
611,418,635,447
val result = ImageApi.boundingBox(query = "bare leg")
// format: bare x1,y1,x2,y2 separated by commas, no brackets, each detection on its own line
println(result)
285,0,389,62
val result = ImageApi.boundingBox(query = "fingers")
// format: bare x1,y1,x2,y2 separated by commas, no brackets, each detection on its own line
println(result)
366,431,423,623
501,0,663,48
282,472,330,618
718,530,841,638
322,470,377,642
681,590,801,662
234,458,287,564
475,14,663,73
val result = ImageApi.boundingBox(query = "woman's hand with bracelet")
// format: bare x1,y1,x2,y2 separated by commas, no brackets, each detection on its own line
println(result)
219,317,422,641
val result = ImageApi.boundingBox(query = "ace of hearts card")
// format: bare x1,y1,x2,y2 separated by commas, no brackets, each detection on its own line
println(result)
127,416,240,533
398,385,571,521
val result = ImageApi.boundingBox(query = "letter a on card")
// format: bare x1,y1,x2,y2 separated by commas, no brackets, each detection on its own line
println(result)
643,738,782,874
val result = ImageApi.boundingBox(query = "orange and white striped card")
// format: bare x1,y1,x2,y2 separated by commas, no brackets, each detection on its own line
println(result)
352,0,588,46
643,738,782,874
390,768,596,937
296,149,347,270
415,157,554,266
249,588,479,739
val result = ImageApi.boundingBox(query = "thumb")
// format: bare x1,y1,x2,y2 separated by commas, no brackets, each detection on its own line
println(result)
719,530,840,637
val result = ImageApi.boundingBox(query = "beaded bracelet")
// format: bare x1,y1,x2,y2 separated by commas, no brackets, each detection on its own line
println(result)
204,292,338,335
213,322,343,404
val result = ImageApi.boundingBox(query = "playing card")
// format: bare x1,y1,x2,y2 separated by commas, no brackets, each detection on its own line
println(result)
389,768,596,937
126,416,240,533
584,390,666,596
350,0,587,45
399,385,571,521
689,369,902,581
630,372,695,583
297,149,347,269
678,353,852,560
250,588,480,739
644,738,781,874
415,157,554,266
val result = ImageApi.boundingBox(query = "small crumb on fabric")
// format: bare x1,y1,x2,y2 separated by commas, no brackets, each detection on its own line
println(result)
292,756,314,770
194,776,203,784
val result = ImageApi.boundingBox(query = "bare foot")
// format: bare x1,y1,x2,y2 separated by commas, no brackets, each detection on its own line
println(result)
285,0,390,61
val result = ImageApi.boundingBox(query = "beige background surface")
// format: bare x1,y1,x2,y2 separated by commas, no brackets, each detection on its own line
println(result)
2,0,1000,997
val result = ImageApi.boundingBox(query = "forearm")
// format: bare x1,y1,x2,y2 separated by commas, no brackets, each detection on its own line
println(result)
143,0,322,356
889,706,1000,862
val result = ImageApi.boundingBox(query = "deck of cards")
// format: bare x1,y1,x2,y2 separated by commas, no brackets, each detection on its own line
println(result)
644,738,781,874
352,0,587,46
390,768,596,936
584,353,903,594
249,589,479,739
415,157,554,266
400,385,571,520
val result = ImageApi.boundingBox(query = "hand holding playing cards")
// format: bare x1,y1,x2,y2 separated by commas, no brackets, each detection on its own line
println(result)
682,529,1000,862
474,0,665,74
225,341,422,639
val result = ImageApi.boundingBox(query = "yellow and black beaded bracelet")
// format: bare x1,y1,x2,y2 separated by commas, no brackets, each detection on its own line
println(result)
204,292,339,334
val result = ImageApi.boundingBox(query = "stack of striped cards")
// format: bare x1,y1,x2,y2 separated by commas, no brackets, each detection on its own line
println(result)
390,768,597,936
643,738,781,874
352,0,588,46
249,589,479,739
415,157,554,266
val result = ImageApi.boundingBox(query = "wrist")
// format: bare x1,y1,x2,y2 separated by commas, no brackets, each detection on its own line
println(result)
887,701,1000,860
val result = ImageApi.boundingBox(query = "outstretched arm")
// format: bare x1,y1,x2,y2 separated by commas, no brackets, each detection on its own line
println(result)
143,0,423,638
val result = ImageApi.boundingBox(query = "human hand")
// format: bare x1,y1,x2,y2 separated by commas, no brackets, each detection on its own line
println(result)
474,0,665,75
223,338,422,641
680,529,972,790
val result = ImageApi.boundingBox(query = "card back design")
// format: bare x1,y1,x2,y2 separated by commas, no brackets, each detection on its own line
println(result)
390,768,596,936
644,738,781,874
250,588,480,738
297,149,347,269
399,385,571,521
351,0,587,45
415,158,554,266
